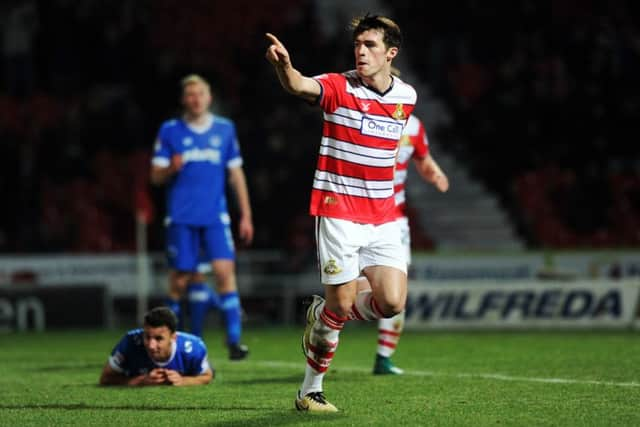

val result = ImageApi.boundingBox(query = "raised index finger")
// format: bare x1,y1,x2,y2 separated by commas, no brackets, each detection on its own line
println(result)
265,32,283,47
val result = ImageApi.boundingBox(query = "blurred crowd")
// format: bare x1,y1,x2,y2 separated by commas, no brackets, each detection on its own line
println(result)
394,0,640,247
1,0,639,255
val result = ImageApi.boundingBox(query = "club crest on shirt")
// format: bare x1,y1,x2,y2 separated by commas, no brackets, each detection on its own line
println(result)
360,102,371,112
392,103,406,120
183,137,193,146
323,196,338,205
323,259,342,275
210,136,221,147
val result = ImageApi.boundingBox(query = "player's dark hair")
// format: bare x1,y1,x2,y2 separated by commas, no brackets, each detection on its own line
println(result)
144,307,178,332
351,14,402,50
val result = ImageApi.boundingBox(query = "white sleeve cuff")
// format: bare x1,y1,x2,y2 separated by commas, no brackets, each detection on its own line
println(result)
108,356,125,373
152,157,170,167
226,158,243,169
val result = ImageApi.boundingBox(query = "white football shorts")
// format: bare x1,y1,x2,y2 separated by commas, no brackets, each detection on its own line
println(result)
316,217,407,285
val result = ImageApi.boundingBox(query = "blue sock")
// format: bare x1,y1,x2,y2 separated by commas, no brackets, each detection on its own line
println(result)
164,297,183,330
187,282,216,338
219,291,242,346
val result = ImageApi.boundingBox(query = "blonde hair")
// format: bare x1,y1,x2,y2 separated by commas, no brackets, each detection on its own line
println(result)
180,74,211,93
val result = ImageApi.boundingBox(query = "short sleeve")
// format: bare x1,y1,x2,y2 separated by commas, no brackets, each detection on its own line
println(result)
225,122,243,169
188,338,213,375
411,119,429,159
151,123,173,167
198,353,213,375
108,334,131,373
313,73,343,114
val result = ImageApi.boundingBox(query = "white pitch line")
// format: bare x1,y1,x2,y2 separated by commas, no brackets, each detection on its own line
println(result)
251,360,640,388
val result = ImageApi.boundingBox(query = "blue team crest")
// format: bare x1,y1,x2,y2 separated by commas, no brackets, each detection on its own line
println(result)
210,136,221,147
185,340,193,353
183,137,193,146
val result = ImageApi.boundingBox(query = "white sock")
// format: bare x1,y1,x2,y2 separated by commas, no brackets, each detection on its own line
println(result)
348,290,384,320
377,311,405,357
300,364,325,395
300,306,345,395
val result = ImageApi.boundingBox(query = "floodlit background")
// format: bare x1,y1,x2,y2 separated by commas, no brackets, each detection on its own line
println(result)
0,0,639,329
1,1,640,425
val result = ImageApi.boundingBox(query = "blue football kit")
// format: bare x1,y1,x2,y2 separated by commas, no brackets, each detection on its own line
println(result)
152,113,245,346
108,329,212,377
152,113,241,271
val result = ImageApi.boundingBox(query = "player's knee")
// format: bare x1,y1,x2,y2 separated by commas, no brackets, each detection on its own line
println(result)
213,272,236,293
171,271,192,289
377,298,405,318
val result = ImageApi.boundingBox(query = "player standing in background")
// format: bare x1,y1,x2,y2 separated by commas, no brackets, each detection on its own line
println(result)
99,307,214,386
266,15,416,412
150,74,253,360
369,109,449,375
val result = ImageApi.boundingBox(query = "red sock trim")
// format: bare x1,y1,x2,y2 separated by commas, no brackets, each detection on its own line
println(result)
378,339,397,349
320,311,344,330
322,306,348,323
308,343,336,358
379,328,401,337
306,357,328,373
350,304,365,320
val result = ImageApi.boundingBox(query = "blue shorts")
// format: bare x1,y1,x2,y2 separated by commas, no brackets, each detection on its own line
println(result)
166,223,235,272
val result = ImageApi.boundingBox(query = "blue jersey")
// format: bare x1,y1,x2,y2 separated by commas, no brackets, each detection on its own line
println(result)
108,329,212,377
152,113,243,226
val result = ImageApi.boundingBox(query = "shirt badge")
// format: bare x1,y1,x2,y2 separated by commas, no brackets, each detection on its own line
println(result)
392,103,406,120
323,259,342,275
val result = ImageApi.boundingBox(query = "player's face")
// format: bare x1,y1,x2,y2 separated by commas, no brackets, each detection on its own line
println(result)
142,325,176,362
182,82,212,118
353,29,397,79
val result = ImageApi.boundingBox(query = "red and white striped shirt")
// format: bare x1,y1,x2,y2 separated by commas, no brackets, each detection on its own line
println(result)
393,114,429,219
311,71,417,224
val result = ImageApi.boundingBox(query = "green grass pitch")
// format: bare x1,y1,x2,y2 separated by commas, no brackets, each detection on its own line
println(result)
1,326,638,426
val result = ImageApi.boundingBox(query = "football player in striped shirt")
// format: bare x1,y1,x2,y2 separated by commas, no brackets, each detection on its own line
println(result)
370,109,449,375
267,14,417,412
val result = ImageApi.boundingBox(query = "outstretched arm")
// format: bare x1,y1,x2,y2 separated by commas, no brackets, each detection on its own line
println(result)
413,154,449,192
228,166,254,246
265,33,321,103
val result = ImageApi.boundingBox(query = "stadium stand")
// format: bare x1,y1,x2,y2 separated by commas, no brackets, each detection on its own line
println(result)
1,0,639,255
388,0,640,248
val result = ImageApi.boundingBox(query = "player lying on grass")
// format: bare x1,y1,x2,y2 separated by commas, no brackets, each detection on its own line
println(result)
99,307,213,386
